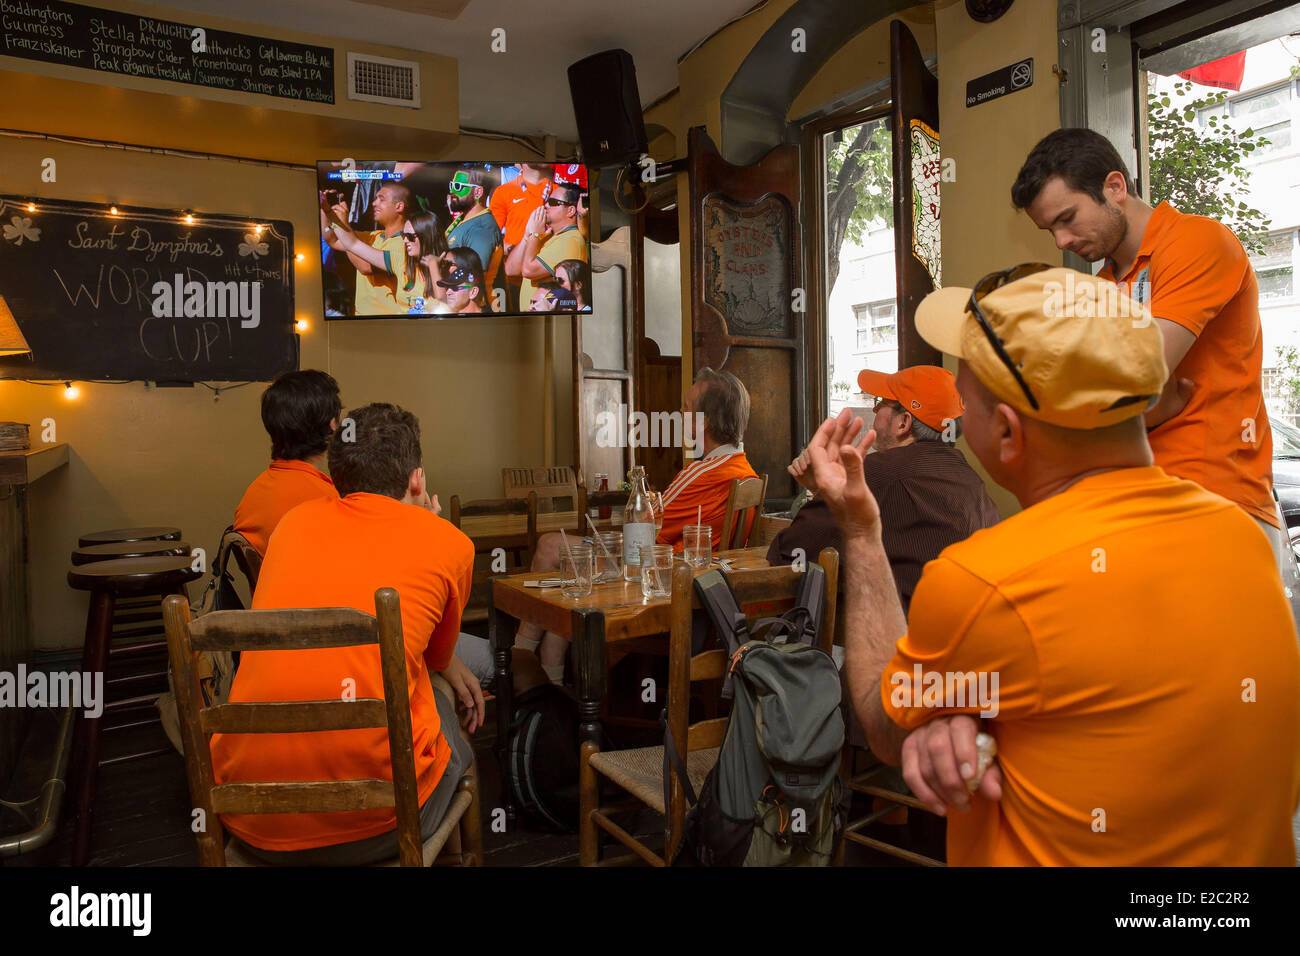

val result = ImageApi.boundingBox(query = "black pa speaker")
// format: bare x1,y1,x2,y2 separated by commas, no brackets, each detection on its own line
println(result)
567,49,649,168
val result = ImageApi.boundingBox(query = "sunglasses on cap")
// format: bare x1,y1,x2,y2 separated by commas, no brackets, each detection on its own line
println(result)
967,262,1052,411
437,267,479,289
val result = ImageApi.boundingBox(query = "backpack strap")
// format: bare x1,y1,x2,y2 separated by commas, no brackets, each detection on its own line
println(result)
660,708,699,823
692,570,751,699
743,563,825,647
789,562,826,646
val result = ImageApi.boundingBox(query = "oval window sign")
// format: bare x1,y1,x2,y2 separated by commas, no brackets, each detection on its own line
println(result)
966,0,1015,23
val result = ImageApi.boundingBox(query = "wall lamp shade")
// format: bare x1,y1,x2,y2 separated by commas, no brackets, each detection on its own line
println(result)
0,296,31,357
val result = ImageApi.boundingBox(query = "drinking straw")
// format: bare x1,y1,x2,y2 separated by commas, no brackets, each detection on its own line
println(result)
696,505,702,527
593,530,617,566
560,528,574,563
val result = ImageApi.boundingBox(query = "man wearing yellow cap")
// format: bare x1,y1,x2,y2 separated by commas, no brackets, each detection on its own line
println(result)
808,265,1300,865
773,365,999,615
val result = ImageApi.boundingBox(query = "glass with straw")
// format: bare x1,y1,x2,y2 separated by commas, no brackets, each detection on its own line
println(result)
558,530,593,599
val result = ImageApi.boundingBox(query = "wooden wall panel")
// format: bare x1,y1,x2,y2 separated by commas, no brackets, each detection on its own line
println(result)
722,348,794,501
688,127,803,506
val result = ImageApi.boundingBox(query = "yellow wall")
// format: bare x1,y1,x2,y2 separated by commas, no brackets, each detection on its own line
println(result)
1,138,570,652
933,0,1062,515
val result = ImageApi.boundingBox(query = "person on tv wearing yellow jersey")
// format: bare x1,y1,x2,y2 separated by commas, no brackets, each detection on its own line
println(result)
510,181,588,308
320,182,412,316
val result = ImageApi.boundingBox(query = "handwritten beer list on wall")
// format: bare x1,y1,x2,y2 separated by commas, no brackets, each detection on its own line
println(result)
0,197,297,382
0,0,334,103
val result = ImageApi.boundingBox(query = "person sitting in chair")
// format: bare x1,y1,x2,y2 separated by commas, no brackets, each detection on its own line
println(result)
212,402,482,864
234,369,342,557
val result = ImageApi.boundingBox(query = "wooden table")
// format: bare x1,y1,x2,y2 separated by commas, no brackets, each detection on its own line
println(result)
489,546,769,822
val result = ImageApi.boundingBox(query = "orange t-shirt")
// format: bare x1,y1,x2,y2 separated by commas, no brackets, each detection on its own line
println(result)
1100,202,1277,527
880,466,1300,865
489,175,552,250
211,492,475,852
233,459,338,556
657,446,759,553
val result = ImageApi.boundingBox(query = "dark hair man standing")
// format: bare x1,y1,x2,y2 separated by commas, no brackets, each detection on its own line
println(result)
1011,129,1298,601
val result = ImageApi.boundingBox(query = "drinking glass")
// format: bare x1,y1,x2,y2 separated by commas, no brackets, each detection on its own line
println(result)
639,544,674,600
559,545,594,599
648,491,664,534
683,524,712,569
593,531,623,583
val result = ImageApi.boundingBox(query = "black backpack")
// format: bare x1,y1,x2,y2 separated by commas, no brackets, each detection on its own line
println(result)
507,682,583,832
667,564,847,866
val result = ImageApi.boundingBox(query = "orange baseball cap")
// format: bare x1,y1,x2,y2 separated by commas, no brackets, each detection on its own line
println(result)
856,365,964,431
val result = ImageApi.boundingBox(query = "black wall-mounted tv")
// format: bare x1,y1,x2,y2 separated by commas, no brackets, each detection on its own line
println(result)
317,160,592,319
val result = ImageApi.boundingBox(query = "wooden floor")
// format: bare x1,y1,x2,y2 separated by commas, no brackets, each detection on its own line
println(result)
1,685,940,867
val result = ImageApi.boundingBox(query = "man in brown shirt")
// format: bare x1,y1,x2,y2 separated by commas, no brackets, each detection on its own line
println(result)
773,366,1000,613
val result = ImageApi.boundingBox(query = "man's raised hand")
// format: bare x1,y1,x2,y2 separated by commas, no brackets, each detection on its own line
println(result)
806,408,879,538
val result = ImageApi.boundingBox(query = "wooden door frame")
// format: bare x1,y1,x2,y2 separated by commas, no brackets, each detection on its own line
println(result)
800,99,893,436
573,225,639,488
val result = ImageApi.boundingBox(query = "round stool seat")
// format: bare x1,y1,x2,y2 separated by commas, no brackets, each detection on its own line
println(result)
71,540,191,566
77,526,182,548
68,555,202,595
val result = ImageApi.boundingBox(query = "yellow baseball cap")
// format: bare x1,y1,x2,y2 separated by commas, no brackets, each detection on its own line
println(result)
915,265,1167,430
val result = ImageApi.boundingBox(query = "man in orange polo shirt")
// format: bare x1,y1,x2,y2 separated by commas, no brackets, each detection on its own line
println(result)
233,369,341,556
808,266,1299,865
212,403,481,864
1012,128,1300,603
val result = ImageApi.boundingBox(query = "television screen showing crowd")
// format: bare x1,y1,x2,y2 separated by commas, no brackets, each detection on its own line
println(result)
318,161,592,318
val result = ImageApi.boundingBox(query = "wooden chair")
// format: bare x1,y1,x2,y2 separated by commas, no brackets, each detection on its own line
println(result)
502,465,579,514
754,514,792,547
839,748,945,867
578,547,840,866
449,493,538,627
720,474,769,550
161,588,482,867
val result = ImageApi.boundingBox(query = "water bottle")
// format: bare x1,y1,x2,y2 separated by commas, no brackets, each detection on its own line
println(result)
622,466,655,582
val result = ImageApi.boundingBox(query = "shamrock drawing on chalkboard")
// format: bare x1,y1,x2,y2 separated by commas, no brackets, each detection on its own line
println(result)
3,216,40,245
238,232,269,259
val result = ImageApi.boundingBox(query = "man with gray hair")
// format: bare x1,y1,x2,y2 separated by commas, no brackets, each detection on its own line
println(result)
655,367,759,550
514,367,757,683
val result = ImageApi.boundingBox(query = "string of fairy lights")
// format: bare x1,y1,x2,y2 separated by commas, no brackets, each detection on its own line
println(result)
8,201,312,402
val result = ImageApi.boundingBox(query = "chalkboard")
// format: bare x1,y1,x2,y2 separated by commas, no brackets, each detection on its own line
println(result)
0,0,335,104
0,196,298,382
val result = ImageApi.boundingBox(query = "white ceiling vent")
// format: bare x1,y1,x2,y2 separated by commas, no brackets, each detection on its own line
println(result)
347,51,421,109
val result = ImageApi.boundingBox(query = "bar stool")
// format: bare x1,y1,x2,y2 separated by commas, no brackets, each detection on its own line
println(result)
71,539,192,566
77,526,182,548
66,555,202,865
74,530,186,634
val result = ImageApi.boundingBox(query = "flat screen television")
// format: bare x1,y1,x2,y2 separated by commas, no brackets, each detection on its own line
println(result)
316,160,592,319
